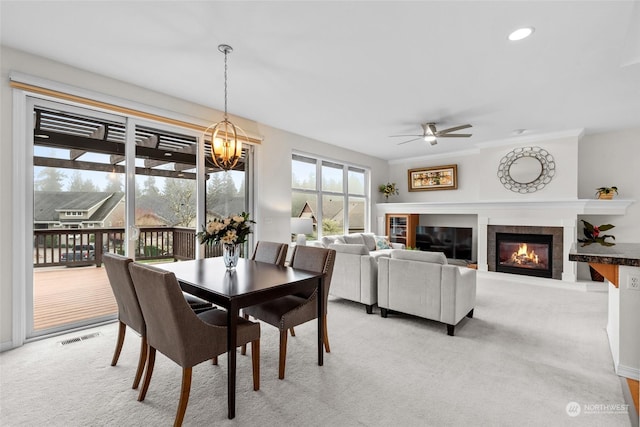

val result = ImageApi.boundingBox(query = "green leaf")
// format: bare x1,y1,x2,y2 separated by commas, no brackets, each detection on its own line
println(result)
598,224,615,231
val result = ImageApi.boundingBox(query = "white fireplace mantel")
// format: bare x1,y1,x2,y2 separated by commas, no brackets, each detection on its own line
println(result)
375,199,634,216
375,199,635,284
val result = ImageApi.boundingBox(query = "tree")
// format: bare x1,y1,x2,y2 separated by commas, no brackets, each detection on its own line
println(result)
35,167,66,191
162,178,196,227
104,173,124,193
67,171,99,192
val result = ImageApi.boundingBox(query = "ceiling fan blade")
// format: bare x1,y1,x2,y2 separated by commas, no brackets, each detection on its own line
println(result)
436,124,472,135
389,134,423,138
437,133,472,138
396,137,423,145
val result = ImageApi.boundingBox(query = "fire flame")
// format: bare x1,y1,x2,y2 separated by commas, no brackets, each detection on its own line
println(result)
510,243,539,265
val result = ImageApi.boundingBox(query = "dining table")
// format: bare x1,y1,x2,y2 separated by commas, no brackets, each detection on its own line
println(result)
153,256,325,419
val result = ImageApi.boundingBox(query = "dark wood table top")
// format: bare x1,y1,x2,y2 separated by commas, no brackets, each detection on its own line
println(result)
155,257,322,306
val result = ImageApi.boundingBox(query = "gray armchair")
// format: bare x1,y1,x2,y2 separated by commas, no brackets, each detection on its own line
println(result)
378,250,476,336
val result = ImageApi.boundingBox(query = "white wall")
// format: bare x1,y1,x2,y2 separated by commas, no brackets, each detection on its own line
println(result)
386,127,639,280
0,46,389,347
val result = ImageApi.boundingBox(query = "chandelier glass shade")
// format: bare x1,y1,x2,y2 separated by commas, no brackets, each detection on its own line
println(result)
207,44,245,171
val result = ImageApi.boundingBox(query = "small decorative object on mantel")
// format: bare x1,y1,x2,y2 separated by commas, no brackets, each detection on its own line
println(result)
379,182,399,201
578,219,615,247
197,212,254,270
595,186,618,200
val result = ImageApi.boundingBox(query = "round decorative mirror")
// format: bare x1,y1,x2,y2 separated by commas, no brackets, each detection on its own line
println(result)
509,156,542,184
497,146,555,193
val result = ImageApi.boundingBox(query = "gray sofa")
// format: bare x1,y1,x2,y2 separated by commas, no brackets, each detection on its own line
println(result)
378,249,476,335
309,233,404,313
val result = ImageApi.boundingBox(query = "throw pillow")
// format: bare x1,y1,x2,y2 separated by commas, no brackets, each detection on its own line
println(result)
361,233,377,251
375,236,392,250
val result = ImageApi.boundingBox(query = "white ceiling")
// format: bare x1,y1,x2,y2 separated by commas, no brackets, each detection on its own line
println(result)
2,1,640,161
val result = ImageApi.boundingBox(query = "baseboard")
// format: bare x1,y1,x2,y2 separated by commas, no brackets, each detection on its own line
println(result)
617,364,640,381
621,377,639,427
0,340,15,352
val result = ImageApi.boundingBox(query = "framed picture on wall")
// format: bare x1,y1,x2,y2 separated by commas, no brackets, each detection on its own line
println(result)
408,164,458,191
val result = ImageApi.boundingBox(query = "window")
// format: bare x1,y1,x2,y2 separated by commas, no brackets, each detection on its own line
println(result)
292,153,369,239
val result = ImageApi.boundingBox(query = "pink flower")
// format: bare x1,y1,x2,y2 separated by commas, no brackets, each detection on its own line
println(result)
592,226,600,238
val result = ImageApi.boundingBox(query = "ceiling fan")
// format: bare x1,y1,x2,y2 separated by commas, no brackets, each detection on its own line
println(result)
391,123,472,146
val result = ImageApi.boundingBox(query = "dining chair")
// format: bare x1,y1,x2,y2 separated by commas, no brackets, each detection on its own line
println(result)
243,245,335,379
128,262,260,427
251,241,288,266
103,253,214,390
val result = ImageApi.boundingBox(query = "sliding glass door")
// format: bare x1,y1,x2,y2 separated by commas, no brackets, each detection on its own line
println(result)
27,97,252,338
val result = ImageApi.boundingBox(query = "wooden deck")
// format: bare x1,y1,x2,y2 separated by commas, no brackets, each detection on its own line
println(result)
34,266,117,330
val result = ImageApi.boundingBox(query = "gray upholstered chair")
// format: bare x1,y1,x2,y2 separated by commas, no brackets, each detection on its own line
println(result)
103,253,214,390
103,253,147,389
251,241,288,267
243,245,335,379
128,262,260,427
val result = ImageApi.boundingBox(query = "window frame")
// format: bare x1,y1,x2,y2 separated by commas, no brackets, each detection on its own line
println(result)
291,152,370,238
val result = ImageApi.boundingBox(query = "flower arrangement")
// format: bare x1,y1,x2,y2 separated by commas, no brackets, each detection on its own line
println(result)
578,219,615,246
379,182,399,200
197,212,254,245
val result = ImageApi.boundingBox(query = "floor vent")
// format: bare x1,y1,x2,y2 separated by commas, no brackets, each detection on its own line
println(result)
59,332,101,346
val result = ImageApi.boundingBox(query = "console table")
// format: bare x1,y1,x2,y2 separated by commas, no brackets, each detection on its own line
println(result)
569,243,640,380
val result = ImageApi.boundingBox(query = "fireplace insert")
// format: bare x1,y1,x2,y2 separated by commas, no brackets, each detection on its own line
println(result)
495,232,553,278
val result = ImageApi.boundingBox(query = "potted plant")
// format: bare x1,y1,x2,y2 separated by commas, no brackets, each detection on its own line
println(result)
595,186,618,200
578,219,615,247
379,182,399,201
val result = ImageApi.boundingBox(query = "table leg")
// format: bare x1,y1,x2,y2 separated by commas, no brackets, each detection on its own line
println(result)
227,304,238,419
317,276,324,366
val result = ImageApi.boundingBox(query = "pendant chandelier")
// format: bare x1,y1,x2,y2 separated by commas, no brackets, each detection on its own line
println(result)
205,44,246,171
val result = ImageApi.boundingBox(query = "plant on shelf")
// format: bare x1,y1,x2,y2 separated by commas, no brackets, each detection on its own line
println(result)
595,186,618,199
379,182,399,201
578,219,615,247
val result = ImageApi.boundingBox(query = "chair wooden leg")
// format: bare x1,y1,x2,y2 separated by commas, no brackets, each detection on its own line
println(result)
132,335,147,389
138,346,156,402
278,330,288,380
251,339,260,391
289,327,296,337
111,321,126,366
174,367,192,427
240,313,249,355
323,314,330,353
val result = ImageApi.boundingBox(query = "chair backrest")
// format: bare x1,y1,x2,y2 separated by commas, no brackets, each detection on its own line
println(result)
103,253,145,335
251,241,288,266
289,246,336,311
128,263,226,367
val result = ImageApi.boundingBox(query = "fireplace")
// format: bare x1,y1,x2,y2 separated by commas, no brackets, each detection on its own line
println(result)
487,225,563,280
495,233,553,278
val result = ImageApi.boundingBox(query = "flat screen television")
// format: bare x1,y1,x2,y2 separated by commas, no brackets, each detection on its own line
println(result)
415,226,472,260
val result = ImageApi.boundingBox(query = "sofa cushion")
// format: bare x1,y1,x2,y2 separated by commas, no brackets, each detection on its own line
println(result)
361,233,377,251
343,234,365,245
328,243,370,255
322,235,345,247
391,249,448,265
375,235,392,250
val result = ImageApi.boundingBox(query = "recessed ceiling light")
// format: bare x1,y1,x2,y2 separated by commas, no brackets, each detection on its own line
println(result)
508,27,535,41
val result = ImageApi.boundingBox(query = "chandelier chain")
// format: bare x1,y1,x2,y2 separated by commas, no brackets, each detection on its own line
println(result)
223,47,228,120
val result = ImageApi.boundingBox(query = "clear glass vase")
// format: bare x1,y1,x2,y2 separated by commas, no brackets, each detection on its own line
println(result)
223,243,241,270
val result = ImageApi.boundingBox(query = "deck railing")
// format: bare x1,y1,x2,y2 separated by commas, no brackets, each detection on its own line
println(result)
33,227,227,267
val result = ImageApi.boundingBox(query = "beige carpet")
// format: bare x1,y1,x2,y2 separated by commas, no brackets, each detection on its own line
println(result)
0,273,632,426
